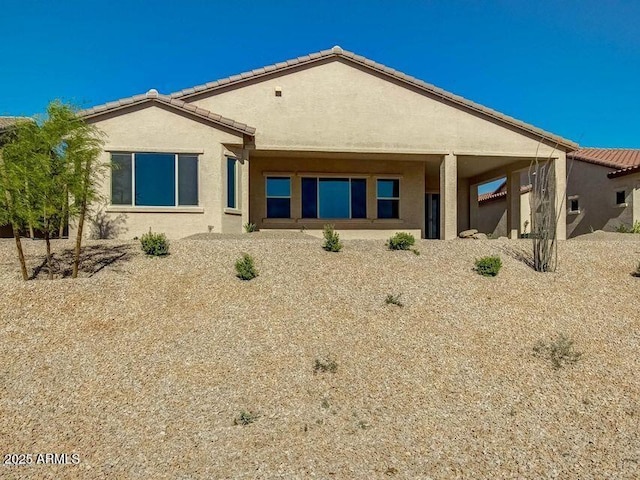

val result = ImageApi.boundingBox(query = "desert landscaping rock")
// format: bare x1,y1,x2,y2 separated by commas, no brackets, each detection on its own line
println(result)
472,232,488,240
458,229,478,238
1,236,639,478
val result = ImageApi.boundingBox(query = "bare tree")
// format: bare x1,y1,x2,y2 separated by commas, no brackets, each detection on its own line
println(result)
528,145,571,273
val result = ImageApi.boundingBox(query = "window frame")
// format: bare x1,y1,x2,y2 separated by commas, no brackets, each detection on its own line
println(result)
265,176,292,219
567,195,580,214
109,152,200,208
226,156,239,210
301,176,367,219
376,178,401,219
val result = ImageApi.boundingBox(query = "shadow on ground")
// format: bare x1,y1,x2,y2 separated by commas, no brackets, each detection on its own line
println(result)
498,243,535,269
30,244,135,280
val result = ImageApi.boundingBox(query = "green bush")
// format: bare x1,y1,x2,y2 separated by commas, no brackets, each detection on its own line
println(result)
322,224,343,252
475,255,502,277
235,253,258,280
243,222,258,233
140,230,170,256
386,232,415,250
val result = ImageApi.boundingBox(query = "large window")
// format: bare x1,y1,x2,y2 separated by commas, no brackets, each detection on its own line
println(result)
227,157,238,209
111,152,198,207
301,177,367,219
266,177,291,218
377,179,399,219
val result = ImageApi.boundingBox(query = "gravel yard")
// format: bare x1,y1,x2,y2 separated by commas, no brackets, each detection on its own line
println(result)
1,234,639,479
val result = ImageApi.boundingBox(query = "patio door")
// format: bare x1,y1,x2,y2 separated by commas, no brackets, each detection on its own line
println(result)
425,193,440,239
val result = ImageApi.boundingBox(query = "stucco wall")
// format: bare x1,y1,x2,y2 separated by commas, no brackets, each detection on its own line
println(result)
189,59,563,158
83,104,245,239
248,156,426,233
566,161,637,237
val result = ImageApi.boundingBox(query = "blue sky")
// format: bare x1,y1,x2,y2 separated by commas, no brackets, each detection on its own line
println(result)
1,0,638,152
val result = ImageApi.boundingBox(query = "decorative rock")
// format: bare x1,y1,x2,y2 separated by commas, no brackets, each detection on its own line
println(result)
459,229,478,238
472,233,488,240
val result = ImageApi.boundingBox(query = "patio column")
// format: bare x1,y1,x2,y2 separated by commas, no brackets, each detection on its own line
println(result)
457,177,470,233
469,184,479,230
633,181,640,226
506,171,521,239
553,153,567,240
240,156,250,228
440,153,458,239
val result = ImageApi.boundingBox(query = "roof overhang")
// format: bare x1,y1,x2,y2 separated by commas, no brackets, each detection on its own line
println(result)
79,91,256,137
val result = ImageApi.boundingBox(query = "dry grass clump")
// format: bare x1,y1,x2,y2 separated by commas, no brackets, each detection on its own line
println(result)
533,333,582,369
313,356,338,374
234,411,259,426
384,293,403,307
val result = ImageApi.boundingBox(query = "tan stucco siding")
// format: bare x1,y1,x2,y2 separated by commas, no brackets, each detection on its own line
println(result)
249,156,425,233
566,161,637,237
85,104,245,239
189,60,564,157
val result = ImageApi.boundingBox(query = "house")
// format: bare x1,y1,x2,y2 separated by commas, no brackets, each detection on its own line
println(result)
477,176,532,238
78,46,577,240
565,148,640,236
477,148,640,238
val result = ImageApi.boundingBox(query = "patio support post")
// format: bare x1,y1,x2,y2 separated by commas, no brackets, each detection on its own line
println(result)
440,153,458,239
633,182,640,226
240,154,250,228
553,153,567,240
506,171,521,239
457,177,470,233
469,184,479,230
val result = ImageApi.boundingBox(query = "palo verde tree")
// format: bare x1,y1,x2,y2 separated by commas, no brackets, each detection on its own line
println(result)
0,101,104,280
0,119,39,280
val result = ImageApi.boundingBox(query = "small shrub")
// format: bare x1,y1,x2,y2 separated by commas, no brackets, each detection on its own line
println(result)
235,253,258,280
140,230,170,256
322,224,343,252
533,334,582,369
475,255,502,277
385,293,403,307
386,232,415,251
314,357,338,374
616,221,640,234
234,410,258,426
243,222,258,233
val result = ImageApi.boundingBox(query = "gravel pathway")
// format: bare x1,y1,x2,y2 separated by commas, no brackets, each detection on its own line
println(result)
1,236,639,478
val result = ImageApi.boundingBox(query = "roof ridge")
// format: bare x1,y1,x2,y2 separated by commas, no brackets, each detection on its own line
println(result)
79,90,256,135
169,46,577,150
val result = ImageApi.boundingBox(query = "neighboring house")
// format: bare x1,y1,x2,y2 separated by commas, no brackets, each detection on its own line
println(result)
78,46,577,240
477,148,640,238
0,116,32,238
478,176,532,238
565,148,640,236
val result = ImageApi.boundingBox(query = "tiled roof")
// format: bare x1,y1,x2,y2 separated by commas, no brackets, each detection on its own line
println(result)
79,90,256,136
478,181,532,203
0,116,31,131
568,148,640,179
171,46,577,150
